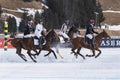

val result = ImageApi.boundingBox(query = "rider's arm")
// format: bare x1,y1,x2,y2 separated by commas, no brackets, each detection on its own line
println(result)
92,28,99,34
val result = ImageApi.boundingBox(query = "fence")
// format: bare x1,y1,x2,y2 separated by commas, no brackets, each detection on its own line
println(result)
100,38,120,48
0,38,120,48
0,38,13,48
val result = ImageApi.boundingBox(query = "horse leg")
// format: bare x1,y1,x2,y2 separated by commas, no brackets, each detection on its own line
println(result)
55,46,63,59
16,48,27,62
71,48,76,54
77,48,85,59
86,49,95,57
32,49,41,58
95,49,101,58
71,48,78,58
44,49,57,59
27,50,37,62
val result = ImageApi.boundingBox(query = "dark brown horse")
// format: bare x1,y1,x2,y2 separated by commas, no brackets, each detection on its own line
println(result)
10,37,40,62
34,29,61,58
9,29,58,62
71,30,111,59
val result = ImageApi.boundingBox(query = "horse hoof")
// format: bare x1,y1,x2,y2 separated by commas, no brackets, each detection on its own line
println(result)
95,55,99,58
44,55,47,57
83,57,85,59
34,60,37,63
86,55,93,57
95,53,101,58
86,54,89,57
71,52,73,54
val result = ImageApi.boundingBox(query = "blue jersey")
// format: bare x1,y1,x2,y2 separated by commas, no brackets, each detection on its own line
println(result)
85,24,98,35
24,25,31,35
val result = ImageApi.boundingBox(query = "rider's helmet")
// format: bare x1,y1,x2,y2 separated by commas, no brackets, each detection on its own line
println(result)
89,19,95,24
65,20,69,24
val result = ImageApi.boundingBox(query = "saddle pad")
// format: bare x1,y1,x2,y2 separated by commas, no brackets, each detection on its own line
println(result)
59,36,65,43
34,39,39,45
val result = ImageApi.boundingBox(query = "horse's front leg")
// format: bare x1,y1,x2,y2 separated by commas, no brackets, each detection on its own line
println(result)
77,48,85,59
27,50,37,62
95,49,101,58
31,49,41,59
44,49,57,59
16,47,27,62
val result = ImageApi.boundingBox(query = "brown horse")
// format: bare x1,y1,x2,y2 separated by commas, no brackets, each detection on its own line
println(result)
10,37,41,62
34,29,61,58
71,30,111,59
9,29,58,62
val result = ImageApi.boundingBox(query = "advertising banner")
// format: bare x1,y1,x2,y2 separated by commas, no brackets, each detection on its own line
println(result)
0,38,13,48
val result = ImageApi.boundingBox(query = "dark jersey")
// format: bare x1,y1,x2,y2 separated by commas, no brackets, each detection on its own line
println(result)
24,25,31,35
85,24,98,35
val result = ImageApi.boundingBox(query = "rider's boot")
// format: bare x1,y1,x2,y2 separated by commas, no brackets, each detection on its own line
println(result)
64,38,69,42
90,38,94,49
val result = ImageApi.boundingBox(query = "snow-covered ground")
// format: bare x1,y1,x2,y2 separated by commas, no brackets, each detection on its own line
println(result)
0,48,120,80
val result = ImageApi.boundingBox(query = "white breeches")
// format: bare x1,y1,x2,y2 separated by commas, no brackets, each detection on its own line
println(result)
35,31,42,38
60,32,69,39
24,34,32,38
86,34,93,39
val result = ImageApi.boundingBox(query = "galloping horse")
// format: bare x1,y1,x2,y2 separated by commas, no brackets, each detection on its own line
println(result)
10,37,41,62
34,29,62,58
71,30,111,59
9,29,59,62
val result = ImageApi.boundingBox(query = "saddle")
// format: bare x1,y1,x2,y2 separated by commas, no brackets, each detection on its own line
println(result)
34,36,46,46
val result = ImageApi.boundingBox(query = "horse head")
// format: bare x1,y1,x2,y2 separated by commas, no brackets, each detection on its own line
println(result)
46,29,59,42
68,27,80,39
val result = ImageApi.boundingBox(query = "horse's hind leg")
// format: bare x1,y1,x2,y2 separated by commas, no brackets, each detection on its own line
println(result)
16,48,27,62
95,49,101,58
55,46,63,59
77,48,85,59
86,49,95,57
86,50,95,57
27,50,37,62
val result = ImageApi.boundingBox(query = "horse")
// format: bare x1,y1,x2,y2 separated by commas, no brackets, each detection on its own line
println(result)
33,29,63,59
9,29,59,62
50,27,81,58
71,30,111,59
10,37,41,62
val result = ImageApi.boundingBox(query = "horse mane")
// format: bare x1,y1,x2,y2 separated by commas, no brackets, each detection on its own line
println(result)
45,29,54,37
95,30,107,39
68,27,80,39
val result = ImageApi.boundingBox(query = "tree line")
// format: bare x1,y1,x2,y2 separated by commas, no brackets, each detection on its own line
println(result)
0,0,104,34
42,0,104,29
